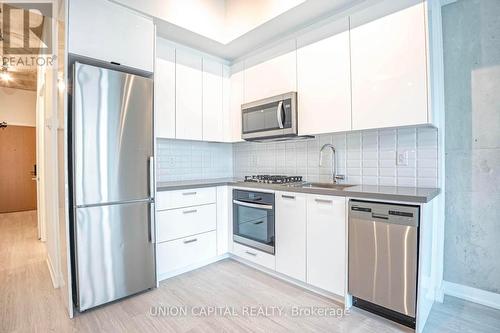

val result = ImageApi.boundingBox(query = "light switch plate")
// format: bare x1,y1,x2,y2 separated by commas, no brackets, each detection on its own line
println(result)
397,150,409,166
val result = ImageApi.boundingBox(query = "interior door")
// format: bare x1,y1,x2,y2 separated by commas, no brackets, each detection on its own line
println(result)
0,125,37,213
73,62,153,206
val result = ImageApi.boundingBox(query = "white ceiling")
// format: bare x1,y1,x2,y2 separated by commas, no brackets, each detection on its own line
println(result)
112,0,365,61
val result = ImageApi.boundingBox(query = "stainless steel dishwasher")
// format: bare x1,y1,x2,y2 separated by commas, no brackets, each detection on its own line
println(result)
348,200,419,328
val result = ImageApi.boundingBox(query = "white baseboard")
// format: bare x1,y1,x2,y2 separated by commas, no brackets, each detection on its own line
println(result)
442,280,500,310
440,0,458,7
435,285,445,303
46,257,59,288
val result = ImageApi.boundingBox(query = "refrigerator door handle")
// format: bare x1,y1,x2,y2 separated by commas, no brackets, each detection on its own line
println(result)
149,156,155,199
149,202,155,243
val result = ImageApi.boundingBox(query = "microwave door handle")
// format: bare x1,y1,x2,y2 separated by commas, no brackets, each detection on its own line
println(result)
276,101,284,129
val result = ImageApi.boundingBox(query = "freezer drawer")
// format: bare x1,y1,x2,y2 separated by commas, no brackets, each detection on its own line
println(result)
74,201,155,311
348,200,419,319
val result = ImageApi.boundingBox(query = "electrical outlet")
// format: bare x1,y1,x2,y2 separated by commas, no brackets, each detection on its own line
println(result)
397,150,409,166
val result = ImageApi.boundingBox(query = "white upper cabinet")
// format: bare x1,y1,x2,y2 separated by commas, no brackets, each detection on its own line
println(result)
243,51,296,103
222,65,232,142
155,41,176,139
297,26,351,135
275,192,307,282
68,0,154,72
176,49,203,140
350,2,428,130
306,195,346,296
229,66,244,142
202,58,224,142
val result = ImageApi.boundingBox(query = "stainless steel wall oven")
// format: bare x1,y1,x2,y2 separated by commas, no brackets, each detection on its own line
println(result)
233,189,275,254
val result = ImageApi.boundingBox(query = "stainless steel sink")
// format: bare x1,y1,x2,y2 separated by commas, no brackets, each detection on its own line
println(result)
300,182,355,190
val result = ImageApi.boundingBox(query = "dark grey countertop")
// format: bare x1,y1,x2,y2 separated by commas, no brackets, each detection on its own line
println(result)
157,178,239,191
157,178,440,203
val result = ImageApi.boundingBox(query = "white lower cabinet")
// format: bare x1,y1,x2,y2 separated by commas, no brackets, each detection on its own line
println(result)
156,186,219,279
157,186,347,298
157,231,216,276
275,192,307,282
216,186,230,255
231,190,347,298
232,242,275,271
156,204,216,242
306,195,346,296
156,187,216,210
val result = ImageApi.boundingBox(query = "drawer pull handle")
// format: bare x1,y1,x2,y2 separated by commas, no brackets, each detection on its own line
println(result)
183,238,198,244
253,220,264,225
183,209,197,214
245,251,257,256
281,195,295,199
182,192,197,196
315,198,332,204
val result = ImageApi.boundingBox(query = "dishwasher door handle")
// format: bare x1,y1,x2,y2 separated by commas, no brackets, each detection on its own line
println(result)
372,213,389,220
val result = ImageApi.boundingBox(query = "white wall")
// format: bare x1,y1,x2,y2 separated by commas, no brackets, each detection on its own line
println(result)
0,87,37,127
36,63,61,291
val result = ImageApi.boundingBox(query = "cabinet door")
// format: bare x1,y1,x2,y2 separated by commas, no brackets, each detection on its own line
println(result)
222,65,232,142
216,186,230,255
69,0,154,72
275,192,307,282
297,29,351,135
243,51,296,103
157,231,216,278
307,195,346,296
350,3,428,130
202,58,224,142
229,68,244,142
176,49,202,140
155,43,176,138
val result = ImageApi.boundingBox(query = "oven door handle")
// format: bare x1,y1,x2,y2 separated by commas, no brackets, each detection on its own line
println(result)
233,200,274,210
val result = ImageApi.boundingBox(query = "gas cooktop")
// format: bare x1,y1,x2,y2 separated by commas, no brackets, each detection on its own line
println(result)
244,175,303,184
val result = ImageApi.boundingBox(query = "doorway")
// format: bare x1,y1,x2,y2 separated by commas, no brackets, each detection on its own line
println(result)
0,72,39,217
0,122,37,213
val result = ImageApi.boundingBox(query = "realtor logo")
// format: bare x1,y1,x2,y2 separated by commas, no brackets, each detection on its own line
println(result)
1,2,53,55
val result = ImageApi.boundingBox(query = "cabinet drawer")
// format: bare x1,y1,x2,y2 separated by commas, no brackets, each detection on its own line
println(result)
157,231,216,275
157,204,216,242
157,187,216,210
232,242,275,270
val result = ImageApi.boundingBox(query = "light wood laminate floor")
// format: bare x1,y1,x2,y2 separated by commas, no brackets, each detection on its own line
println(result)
1,211,499,332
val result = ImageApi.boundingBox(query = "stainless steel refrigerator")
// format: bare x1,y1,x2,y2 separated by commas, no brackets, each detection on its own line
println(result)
71,61,155,311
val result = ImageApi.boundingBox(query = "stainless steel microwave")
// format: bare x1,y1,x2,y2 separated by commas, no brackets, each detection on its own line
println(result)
241,92,297,141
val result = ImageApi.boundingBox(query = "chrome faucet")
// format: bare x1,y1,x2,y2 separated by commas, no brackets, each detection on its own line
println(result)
319,144,345,183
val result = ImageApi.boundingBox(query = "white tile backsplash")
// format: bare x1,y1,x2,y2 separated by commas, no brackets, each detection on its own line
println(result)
157,139,233,181
157,127,439,187
233,127,439,187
